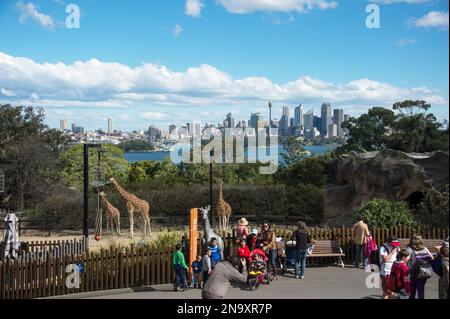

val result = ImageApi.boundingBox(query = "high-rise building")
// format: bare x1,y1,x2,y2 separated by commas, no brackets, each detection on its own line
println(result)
169,125,177,134
226,113,236,129
108,117,113,135
148,125,161,140
333,109,344,137
328,124,338,138
303,110,314,131
313,116,321,131
344,114,350,122
60,119,68,131
280,106,291,136
321,103,332,137
250,113,264,129
294,104,304,128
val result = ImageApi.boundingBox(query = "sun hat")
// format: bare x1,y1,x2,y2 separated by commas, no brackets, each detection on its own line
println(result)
388,236,401,247
435,237,449,252
238,218,249,226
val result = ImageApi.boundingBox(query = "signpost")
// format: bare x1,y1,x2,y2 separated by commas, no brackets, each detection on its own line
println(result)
189,208,198,283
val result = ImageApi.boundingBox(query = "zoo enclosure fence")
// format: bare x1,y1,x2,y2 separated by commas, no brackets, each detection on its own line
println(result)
0,225,448,299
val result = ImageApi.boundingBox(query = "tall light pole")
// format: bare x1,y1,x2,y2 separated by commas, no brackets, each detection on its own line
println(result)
209,150,214,227
83,143,102,252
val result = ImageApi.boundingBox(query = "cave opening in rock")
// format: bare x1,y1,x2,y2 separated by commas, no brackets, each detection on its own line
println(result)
406,191,425,211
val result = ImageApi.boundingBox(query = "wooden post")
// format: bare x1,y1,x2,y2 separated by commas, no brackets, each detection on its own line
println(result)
189,208,198,284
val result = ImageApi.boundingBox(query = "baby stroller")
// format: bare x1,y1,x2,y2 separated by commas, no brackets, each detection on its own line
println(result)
279,240,296,275
248,249,271,291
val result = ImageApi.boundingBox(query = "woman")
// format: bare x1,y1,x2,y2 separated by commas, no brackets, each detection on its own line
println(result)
293,222,311,279
406,235,434,299
261,221,278,280
236,218,250,242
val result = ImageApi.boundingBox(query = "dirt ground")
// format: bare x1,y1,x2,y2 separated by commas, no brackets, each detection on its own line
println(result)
19,230,171,252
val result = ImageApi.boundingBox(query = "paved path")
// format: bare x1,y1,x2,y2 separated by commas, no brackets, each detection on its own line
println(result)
82,266,439,300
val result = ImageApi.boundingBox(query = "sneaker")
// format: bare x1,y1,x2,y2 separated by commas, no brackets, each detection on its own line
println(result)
300,276,305,279
177,287,185,291
295,275,300,279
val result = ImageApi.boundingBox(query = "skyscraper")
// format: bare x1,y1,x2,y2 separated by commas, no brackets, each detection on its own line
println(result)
303,110,314,131
321,103,332,137
294,104,304,129
328,124,338,138
333,109,344,137
280,106,291,136
226,113,235,129
169,125,177,134
250,113,264,129
60,119,68,131
344,114,350,122
108,117,113,135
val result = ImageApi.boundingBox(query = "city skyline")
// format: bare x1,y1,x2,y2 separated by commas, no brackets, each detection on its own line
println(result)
0,0,448,131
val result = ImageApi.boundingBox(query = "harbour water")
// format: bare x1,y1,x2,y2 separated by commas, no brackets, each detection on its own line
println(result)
124,144,337,163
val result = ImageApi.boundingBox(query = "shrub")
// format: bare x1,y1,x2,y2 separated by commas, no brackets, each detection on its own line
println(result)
355,198,416,228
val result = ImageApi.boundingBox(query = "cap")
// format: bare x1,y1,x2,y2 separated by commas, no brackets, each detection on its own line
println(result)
251,228,258,235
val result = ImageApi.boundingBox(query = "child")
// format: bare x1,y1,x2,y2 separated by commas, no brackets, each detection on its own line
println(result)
172,244,189,291
307,239,317,256
388,249,411,299
191,255,203,289
202,247,213,284
208,238,221,269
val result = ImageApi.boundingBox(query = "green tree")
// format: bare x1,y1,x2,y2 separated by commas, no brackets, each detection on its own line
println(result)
118,140,154,152
280,157,327,188
354,198,416,228
58,144,129,191
389,100,448,153
339,107,396,153
0,105,67,209
281,136,308,166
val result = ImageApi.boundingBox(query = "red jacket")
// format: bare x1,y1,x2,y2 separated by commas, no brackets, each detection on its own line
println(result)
388,261,411,294
237,245,250,259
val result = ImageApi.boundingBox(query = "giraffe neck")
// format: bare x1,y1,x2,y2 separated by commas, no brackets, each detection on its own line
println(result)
204,213,212,233
100,196,110,208
218,183,224,202
112,180,131,201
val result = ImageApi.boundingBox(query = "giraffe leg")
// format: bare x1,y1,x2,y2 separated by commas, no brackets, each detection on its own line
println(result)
147,216,151,234
128,207,134,239
117,216,121,235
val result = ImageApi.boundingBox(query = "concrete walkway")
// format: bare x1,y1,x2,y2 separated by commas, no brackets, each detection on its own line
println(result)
60,266,439,300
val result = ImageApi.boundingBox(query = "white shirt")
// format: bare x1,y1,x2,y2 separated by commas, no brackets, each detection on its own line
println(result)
379,244,398,276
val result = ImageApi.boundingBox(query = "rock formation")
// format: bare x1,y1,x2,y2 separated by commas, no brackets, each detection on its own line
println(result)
324,149,449,226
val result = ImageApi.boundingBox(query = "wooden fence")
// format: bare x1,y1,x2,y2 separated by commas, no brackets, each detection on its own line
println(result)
0,225,448,299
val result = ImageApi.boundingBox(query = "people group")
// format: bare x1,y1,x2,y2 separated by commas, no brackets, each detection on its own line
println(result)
172,216,449,299
353,217,449,300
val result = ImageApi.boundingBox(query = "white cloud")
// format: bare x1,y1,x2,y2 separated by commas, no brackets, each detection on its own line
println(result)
395,38,418,46
0,88,16,97
141,112,170,120
173,24,183,37
185,0,203,17
412,11,449,30
372,0,431,4
16,1,55,29
0,51,446,111
217,0,338,14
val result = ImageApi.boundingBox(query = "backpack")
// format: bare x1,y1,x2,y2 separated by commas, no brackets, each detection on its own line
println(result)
432,255,443,277
412,253,432,280
370,244,390,268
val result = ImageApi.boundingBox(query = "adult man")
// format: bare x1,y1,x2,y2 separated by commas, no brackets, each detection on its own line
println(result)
379,235,401,299
353,217,370,269
246,228,262,251
202,256,247,299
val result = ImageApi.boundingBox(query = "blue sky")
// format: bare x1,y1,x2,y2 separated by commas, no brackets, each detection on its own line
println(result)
0,0,448,131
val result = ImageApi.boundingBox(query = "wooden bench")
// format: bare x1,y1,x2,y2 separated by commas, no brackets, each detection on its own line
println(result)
397,238,443,255
277,240,346,272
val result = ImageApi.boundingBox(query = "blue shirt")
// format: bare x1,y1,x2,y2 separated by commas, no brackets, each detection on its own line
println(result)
192,261,202,273
209,245,221,262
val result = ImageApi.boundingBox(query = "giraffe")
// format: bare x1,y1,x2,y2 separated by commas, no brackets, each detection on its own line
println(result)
99,191,121,235
109,177,151,239
216,179,232,232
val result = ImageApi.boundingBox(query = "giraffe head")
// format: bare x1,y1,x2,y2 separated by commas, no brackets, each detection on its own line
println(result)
218,179,224,186
109,177,117,184
200,206,210,220
99,191,106,197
